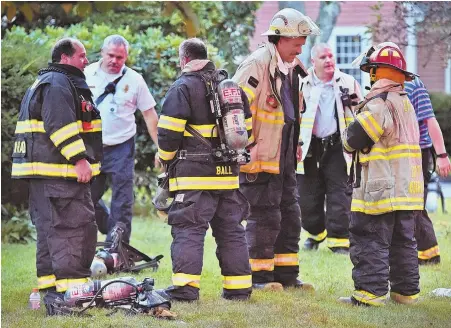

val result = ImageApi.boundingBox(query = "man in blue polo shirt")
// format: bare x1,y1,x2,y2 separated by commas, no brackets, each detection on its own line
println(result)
405,77,451,265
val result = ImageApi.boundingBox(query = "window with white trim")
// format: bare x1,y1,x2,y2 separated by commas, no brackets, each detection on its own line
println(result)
336,35,362,85
328,26,372,92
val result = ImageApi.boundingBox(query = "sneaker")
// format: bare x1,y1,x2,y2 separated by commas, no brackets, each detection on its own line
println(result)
252,282,284,291
303,238,321,251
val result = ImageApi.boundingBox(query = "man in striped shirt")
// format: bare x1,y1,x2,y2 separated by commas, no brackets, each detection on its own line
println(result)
404,78,451,265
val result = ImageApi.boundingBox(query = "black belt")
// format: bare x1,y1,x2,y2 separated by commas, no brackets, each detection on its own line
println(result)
312,131,341,147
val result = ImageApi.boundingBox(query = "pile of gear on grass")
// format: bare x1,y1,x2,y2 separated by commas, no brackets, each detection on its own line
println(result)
45,223,175,319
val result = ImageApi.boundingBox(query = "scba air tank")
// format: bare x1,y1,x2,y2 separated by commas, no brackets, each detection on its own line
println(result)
217,79,248,151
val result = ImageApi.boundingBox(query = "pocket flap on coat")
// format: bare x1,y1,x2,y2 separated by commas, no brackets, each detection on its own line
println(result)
44,182,85,199
365,177,395,192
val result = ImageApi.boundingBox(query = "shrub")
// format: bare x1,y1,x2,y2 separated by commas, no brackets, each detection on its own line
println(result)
430,92,451,154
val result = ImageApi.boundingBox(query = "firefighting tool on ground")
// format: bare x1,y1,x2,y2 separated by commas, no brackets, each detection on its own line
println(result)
152,70,250,213
44,276,176,318
90,223,163,277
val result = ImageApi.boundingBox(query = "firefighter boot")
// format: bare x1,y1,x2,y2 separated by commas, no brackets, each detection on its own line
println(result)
330,247,349,255
390,292,419,305
284,279,315,292
155,286,199,303
252,282,284,291
338,296,371,306
303,238,321,251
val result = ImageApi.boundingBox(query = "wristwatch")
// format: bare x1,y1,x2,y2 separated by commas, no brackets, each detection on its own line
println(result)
437,153,448,158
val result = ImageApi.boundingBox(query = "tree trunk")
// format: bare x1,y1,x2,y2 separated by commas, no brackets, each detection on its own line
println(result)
300,2,341,67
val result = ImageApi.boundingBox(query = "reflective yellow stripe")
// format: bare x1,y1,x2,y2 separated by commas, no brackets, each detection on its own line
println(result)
38,274,56,289
158,115,187,132
183,124,217,137
222,275,252,290
274,253,298,266
418,245,440,260
56,278,89,292
343,137,354,153
255,111,284,125
50,122,80,147
296,161,304,174
169,176,239,191
390,291,419,300
87,119,102,132
345,117,354,123
300,117,315,129
241,161,280,174
306,230,327,242
326,238,349,248
360,152,421,163
158,147,177,161
60,139,86,160
370,144,420,153
241,86,255,103
249,258,274,271
356,112,383,143
15,120,45,133
352,290,386,306
352,197,423,207
12,162,101,178
15,119,101,134
351,205,424,214
248,134,255,144
245,117,253,130
172,273,200,288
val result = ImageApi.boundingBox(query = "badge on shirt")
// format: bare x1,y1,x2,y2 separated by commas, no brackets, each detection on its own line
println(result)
124,84,129,93
266,94,278,108
248,76,259,88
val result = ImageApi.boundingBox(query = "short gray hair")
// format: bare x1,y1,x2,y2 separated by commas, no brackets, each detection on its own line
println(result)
311,43,332,60
102,35,129,54
179,38,207,61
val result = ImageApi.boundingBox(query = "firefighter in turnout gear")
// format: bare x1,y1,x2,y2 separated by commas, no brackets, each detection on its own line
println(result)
339,42,422,306
232,8,319,291
156,38,253,301
11,38,102,299
297,43,362,254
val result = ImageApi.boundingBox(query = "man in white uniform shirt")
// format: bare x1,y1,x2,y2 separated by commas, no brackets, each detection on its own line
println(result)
85,35,159,243
296,43,362,254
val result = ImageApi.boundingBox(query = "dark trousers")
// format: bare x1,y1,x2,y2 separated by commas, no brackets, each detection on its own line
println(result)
91,136,135,244
29,179,97,282
168,189,252,301
240,124,302,285
297,138,351,247
350,211,420,297
415,148,440,263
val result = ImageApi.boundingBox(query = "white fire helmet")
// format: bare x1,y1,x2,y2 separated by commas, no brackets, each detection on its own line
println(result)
262,8,321,38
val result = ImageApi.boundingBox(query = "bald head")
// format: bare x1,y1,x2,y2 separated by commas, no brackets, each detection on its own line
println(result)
52,38,88,71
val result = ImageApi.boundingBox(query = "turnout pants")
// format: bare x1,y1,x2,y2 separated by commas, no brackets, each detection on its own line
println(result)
240,124,302,285
297,138,351,249
415,148,440,263
349,210,420,305
91,136,135,244
29,179,97,292
167,189,252,301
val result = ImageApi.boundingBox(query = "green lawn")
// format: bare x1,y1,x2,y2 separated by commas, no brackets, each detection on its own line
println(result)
2,204,451,328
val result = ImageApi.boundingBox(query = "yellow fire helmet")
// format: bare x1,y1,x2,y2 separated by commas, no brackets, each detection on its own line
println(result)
262,8,321,38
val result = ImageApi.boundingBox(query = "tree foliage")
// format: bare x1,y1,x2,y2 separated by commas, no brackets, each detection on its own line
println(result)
1,2,260,218
368,1,451,66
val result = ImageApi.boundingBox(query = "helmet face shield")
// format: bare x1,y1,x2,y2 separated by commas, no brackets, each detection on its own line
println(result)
262,8,321,37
